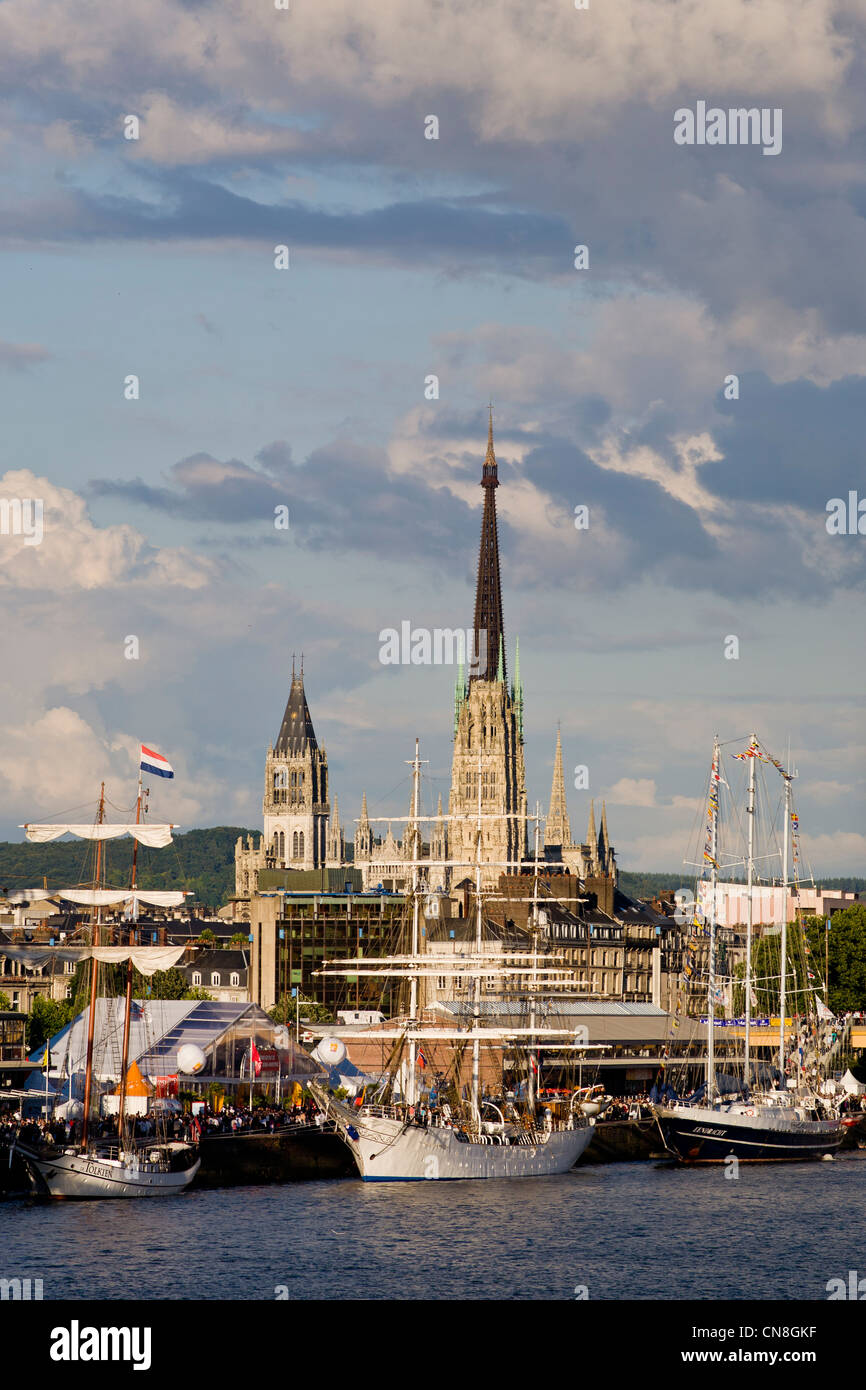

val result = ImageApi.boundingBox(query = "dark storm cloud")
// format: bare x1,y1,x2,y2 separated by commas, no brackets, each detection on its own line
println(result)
87,400,866,603
89,451,293,522
707,372,866,508
89,436,485,573
5,174,570,271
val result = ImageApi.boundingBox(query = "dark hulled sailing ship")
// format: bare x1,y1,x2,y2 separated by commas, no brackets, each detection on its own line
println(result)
655,735,844,1164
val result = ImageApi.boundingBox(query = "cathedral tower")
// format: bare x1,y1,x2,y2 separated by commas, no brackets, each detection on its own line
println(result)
448,411,527,885
263,660,330,870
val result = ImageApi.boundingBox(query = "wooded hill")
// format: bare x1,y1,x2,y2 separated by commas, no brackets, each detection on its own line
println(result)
0,836,860,913
0,827,256,914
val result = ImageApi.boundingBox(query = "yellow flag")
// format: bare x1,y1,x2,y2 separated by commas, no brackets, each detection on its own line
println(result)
41,1044,50,1070
291,1082,303,1106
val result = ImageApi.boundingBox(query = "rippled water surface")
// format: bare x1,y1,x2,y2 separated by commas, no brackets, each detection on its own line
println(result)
4,1153,863,1301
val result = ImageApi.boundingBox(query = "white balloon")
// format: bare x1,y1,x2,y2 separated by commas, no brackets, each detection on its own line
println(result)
177,1043,207,1075
314,1037,346,1066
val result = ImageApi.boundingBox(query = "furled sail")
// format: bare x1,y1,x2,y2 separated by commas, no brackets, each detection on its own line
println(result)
1,946,91,969
1,945,187,974
56,889,189,908
56,889,134,906
91,946,187,976
21,823,176,847
4,888,190,907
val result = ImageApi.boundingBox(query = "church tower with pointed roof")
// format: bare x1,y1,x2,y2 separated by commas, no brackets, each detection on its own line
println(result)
448,411,527,887
262,659,330,870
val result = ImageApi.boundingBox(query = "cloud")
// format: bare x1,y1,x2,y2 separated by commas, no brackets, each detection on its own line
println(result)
87,387,866,605
90,451,293,523
0,341,51,371
0,470,213,590
0,705,248,830
606,778,658,808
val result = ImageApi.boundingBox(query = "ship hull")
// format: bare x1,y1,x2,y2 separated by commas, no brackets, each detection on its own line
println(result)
196,1123,354,1186
656,1105,845,1164
328,1106,594,1180
15,1143,200,1198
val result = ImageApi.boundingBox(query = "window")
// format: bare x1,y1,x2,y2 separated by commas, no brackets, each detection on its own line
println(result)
230,972,240,987
292,830,299,858
298,831,304,859
64,959,75,974
192,972,202,986
211,972,221,987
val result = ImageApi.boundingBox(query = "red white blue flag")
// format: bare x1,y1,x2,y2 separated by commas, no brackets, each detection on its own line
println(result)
140,744,174,779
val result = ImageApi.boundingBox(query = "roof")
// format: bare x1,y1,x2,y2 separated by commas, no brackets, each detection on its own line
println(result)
25,1000,266,1084
183,948,248,974
444,1000,666,1018
275,672,318,755
438,998,686,1044
22,999,325,1098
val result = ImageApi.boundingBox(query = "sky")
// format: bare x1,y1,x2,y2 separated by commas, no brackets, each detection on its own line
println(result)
0,0,864,874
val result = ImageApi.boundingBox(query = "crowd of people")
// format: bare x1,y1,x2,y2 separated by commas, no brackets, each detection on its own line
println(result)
0,1095,329,1151
196,1099,326,1137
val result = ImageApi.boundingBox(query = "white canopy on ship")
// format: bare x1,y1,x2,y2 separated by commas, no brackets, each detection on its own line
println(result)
21,823,177,848
7,889,187,911
6,888,189,908
0,945,187,976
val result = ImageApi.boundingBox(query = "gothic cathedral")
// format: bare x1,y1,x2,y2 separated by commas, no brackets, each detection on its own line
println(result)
235,413,616,905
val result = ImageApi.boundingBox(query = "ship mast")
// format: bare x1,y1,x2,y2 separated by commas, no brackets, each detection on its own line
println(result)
470,752,483,1128
81,783,106,1150
405,739,426,1108
744,734,757,1091
117,766,144,1146
779,750,796,1082
706,738,720,1102
528,801,541,1112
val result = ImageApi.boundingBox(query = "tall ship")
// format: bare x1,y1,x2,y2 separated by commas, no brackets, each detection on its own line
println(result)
310,742,596,1180
654,734,845,1163
11,758,201,1197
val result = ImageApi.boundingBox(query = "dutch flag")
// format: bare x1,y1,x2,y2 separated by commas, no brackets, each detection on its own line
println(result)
140,744,174,779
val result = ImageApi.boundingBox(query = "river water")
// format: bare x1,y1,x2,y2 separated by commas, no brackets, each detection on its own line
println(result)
3,1152,863,1301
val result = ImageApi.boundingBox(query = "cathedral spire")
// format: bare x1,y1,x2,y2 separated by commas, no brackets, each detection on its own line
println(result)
587,798,597,858
598,799,609,867
544,727,571,849
275,663,318,755
472,407,505,685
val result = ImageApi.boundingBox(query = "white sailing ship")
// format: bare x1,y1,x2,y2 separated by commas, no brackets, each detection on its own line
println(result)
11,776,201,1198
311,742,595,1180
